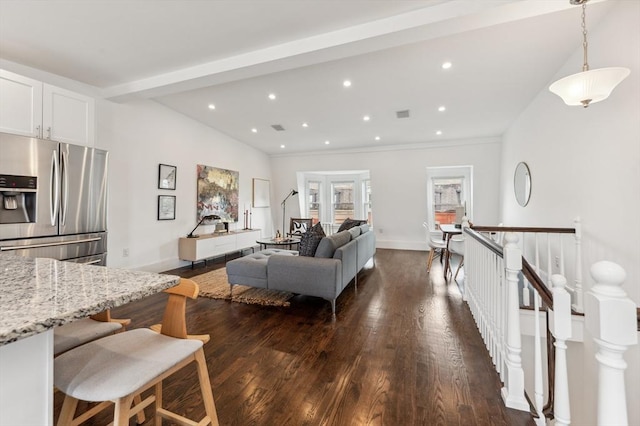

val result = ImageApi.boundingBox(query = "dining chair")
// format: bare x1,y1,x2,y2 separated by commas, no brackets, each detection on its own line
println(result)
54,278,219,426
423,222,447,272
447,235,465,281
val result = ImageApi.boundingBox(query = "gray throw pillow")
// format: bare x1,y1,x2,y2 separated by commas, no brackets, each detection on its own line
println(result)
298,222,325,257
337,218,367,233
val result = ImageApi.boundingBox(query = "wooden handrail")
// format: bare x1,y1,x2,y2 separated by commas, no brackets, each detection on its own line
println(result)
471,225,575,234
522,258,554,309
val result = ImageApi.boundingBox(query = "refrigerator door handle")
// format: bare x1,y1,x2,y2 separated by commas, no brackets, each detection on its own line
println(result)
50,149,59,226
0,237,102,251
60,150,69,226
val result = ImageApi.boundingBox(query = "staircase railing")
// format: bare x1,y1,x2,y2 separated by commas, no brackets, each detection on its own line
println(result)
463,225,638,425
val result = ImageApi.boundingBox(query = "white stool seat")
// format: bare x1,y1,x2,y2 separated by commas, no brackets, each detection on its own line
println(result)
54,318,123,356
55,328,202,402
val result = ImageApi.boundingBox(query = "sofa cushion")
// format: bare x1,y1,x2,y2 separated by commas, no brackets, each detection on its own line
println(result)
359,224,370,234
348,226,361,240
315,230,351,258
337,218,367,232
298,222,325,257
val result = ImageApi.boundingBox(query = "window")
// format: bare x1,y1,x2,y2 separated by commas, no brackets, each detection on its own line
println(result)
433,177,464,225
363,179,372,225
308,181,321,223
299,171,371,231
332,181,354,225
426,166,472,226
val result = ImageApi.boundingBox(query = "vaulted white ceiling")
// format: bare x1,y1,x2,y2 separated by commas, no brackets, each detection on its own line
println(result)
0,0,616,155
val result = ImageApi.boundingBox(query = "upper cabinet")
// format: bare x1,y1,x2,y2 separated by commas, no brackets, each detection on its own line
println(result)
0,70,95,146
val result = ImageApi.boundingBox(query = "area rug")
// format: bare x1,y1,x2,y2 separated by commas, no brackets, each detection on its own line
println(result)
190,267,293,307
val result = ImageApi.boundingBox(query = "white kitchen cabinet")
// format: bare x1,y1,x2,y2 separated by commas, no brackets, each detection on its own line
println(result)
0,69,95,146
0,70,42,137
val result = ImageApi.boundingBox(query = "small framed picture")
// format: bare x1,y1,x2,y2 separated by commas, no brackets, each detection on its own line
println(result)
158,195,176,220
158,164,177,190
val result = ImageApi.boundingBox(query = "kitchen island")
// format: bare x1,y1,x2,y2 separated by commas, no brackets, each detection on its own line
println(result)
0,254,180,425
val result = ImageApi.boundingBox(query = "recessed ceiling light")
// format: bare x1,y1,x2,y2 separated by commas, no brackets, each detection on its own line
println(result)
208,104,216,110
251,128,258,133
375,136,381,141
325,140,330,145
343,80,352,87
438,106,446,112
363,115,370,122
436,130,443,135
268,93,276,100
280,144,285,148
302,122,309,128
442,62,452,69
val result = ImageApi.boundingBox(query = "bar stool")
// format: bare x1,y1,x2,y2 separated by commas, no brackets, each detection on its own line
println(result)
54,278,219,426
54,310,130,356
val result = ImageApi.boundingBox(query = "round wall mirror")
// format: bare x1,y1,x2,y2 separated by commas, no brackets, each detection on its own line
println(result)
514,162,532,207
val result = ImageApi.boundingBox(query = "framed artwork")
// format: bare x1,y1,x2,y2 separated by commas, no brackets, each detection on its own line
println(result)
158,164,177,190
252,178,270,208
196,165,239,222
158,195,176,220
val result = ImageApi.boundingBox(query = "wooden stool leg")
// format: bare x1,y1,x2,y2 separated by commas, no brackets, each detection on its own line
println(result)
134,393,146,424
57,395,79,426
114,394,135,426
195,349,219,426
155,381,163,426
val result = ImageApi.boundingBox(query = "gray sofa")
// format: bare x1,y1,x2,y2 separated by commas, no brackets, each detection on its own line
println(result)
226,224,376,314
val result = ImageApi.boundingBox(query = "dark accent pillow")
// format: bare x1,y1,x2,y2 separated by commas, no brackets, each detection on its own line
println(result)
298,222,326,257
337,218,367,233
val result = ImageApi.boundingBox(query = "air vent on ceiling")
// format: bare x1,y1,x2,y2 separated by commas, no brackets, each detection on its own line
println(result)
396,110,410,119
271,124,286,131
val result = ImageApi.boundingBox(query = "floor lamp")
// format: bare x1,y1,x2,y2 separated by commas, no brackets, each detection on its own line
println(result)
281,189,298,237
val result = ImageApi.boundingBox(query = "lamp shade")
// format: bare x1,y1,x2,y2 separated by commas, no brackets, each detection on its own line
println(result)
549,67,630,107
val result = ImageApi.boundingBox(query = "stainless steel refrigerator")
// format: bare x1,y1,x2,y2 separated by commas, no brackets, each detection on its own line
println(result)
0,132,108,265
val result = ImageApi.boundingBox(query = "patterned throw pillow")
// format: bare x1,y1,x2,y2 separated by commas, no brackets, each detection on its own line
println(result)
337,218,367,233
291,221,308,236
298,222,326,257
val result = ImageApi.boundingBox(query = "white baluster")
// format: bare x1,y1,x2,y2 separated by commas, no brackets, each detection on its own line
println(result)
585,261,638,426
572,217,583,313
547,233,552,284
560,234,565,277
500,232,529,411
533,291,545,425
551,274,572,426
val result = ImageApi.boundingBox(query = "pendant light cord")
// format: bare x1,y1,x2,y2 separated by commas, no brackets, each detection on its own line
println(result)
581,2,589,71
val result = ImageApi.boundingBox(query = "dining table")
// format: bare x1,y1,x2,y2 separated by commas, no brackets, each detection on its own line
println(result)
439,224,463,277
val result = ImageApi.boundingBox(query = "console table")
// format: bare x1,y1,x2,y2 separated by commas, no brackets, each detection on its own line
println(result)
178,229,261,267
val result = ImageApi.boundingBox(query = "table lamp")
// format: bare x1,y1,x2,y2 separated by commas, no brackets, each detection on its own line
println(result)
187,214,221,238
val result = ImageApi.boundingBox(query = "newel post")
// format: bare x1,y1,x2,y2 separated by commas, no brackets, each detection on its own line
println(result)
550,274,572,426
585,261,638,426
500,232,529,411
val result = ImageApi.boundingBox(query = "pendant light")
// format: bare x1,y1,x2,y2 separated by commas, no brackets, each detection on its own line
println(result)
549,0,630,108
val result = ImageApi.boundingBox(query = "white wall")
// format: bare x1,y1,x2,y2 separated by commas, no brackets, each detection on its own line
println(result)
270,138,502,250
501,1,640,424
97,98,274,272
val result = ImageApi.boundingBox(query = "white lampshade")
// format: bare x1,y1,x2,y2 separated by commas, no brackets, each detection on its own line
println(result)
549,67,630,107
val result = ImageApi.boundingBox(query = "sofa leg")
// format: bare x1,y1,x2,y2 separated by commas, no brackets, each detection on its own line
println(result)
330,299,336,315
229,284,233,299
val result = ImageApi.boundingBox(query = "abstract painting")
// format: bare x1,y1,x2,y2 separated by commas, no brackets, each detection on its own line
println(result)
196,165,239,222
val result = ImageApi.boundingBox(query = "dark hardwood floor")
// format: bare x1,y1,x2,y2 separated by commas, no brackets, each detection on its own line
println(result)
54,249,533,425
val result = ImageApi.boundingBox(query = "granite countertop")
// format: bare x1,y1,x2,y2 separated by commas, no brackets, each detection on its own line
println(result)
0,254,180,346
